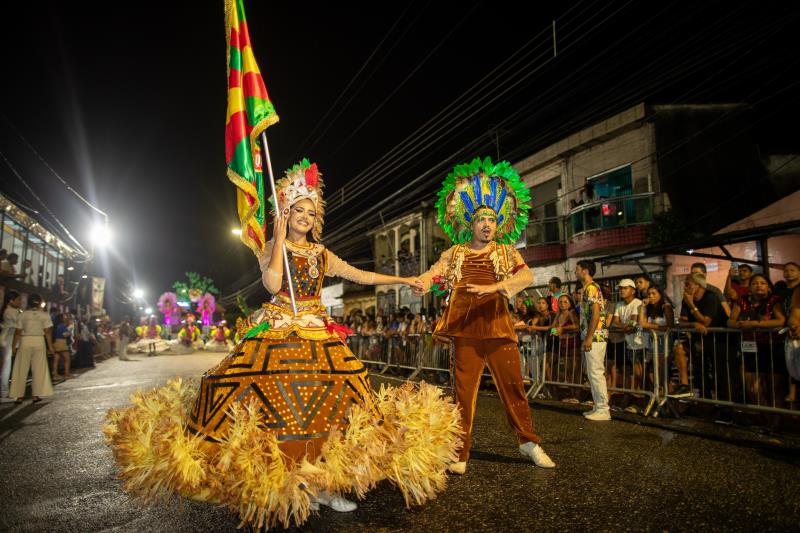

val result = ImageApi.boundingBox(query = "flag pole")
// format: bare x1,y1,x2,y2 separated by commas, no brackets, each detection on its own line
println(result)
261,132,298,317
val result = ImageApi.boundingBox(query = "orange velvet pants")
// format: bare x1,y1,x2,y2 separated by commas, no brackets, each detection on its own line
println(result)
452,337,540,462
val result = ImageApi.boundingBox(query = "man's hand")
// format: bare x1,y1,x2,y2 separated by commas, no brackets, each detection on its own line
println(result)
465,283,498,296
411,279,425,296
694,323,708,335
682,289,695,307
582,338,593,352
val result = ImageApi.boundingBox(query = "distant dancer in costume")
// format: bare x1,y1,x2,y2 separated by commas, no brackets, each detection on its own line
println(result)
204,320,233,352
129,316,168,355
105,159,462,529
416,157,556,474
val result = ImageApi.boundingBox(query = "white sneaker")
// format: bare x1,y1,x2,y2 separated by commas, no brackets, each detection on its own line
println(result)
448,461,467,474
583,409,611,421
312,490,357,512
519,442,556,468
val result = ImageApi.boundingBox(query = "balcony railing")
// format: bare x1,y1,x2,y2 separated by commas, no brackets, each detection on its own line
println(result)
524,216,564,245
567,192,660,238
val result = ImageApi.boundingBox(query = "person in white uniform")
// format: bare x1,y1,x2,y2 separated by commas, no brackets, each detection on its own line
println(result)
1,290,23,401
10,294,55,403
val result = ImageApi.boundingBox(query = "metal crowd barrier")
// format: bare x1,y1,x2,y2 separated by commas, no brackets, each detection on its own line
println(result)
347,325,799,420
655,327,798,417
525,327,659,416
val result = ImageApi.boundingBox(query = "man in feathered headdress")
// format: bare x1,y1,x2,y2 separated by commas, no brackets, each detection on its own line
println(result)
416,157,555,473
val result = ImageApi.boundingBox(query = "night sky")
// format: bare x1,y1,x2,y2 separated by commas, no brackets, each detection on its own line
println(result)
1,1,798,313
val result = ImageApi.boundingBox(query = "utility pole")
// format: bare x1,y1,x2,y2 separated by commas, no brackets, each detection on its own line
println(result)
552,20,557,57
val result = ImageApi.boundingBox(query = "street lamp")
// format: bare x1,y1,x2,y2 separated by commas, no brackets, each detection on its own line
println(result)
90,223,111,248
144,307,153,314
231,228,242,236
133,288,144,299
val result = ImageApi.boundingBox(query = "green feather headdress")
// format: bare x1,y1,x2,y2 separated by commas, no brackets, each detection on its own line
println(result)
435,157,530,244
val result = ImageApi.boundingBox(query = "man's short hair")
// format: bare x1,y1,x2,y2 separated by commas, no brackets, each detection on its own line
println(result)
576,259,596,277
690,262,707,273
738,263,753,272
687,272,708,289
7,253,18,261
634,273,651,283
549,276,562,288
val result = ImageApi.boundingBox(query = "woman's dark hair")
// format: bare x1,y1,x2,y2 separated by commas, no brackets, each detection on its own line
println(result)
1,290,21,318
645,286,667,319
27,293,43,309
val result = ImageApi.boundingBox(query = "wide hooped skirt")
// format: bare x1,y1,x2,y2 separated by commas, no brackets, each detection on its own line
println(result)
104,331,462,529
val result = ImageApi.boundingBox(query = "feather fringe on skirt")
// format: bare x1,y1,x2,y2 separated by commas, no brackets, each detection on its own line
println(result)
103,378,462,530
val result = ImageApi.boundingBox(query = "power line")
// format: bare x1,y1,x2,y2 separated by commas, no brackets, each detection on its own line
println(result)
0,150,89,257
289,0,419,161
0,112,108,220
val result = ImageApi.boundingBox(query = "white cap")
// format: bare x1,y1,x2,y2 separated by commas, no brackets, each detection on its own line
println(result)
617,278,636,289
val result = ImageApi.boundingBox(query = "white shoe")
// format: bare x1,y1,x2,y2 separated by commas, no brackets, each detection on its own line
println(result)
448,461,467,474
583,409,611,421
312,490,357,512
519,442,556,468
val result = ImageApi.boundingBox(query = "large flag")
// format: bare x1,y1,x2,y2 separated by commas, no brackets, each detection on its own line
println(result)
225,0,279,254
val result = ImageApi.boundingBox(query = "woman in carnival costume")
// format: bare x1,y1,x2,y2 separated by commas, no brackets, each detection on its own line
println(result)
104,159,462,529
204,320,233,352
167,313,203,354
128,316,169,356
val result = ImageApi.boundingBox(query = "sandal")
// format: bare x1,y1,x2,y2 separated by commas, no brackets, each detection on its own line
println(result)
32,397,42,403
15,398,23,404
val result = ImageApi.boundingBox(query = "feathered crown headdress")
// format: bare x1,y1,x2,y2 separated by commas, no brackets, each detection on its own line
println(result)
270,158,326,241
435,157,530,244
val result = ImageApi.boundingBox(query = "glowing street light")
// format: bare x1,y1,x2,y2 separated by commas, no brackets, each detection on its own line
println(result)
231,228,242,236
90,223,112,247
133,288,144,299
144,307,153,314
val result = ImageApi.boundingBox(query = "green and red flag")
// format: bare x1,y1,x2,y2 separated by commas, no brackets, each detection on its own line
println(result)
225,0,279,254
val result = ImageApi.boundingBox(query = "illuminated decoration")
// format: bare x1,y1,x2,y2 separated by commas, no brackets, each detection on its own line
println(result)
157,292,180,326
436,156,530,244
172,272,218,311
197,293,216,327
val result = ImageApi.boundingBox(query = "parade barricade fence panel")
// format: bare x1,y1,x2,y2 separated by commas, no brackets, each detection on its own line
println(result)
655,327,800,417
347,334,391,372
531,327,660,416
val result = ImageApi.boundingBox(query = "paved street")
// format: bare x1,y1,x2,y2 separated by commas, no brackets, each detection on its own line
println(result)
1,353,799,532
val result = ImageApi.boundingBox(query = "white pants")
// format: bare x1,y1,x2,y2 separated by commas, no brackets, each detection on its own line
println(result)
583,341,609,413
10,336,54,399
0,328,14,397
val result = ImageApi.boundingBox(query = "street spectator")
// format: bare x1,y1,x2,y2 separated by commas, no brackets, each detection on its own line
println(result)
604,283,625,396
727,274,786,407
0,253,25,282
634,274,651,301
21,259,34,285
118,316,134,361
9,293,54,403
528,297,554,380
575,259,611,421
361,319,377,336
1,290,23,402
548,277,565,313
774,261,800,402
675,273,728,397
552,294,579,402
691,262,731,316
612,279,644,398
725,263,754,301
74,319,96,368
51,313,74,380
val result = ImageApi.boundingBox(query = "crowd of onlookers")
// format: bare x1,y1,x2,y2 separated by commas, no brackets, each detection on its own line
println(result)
337,260,800,414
